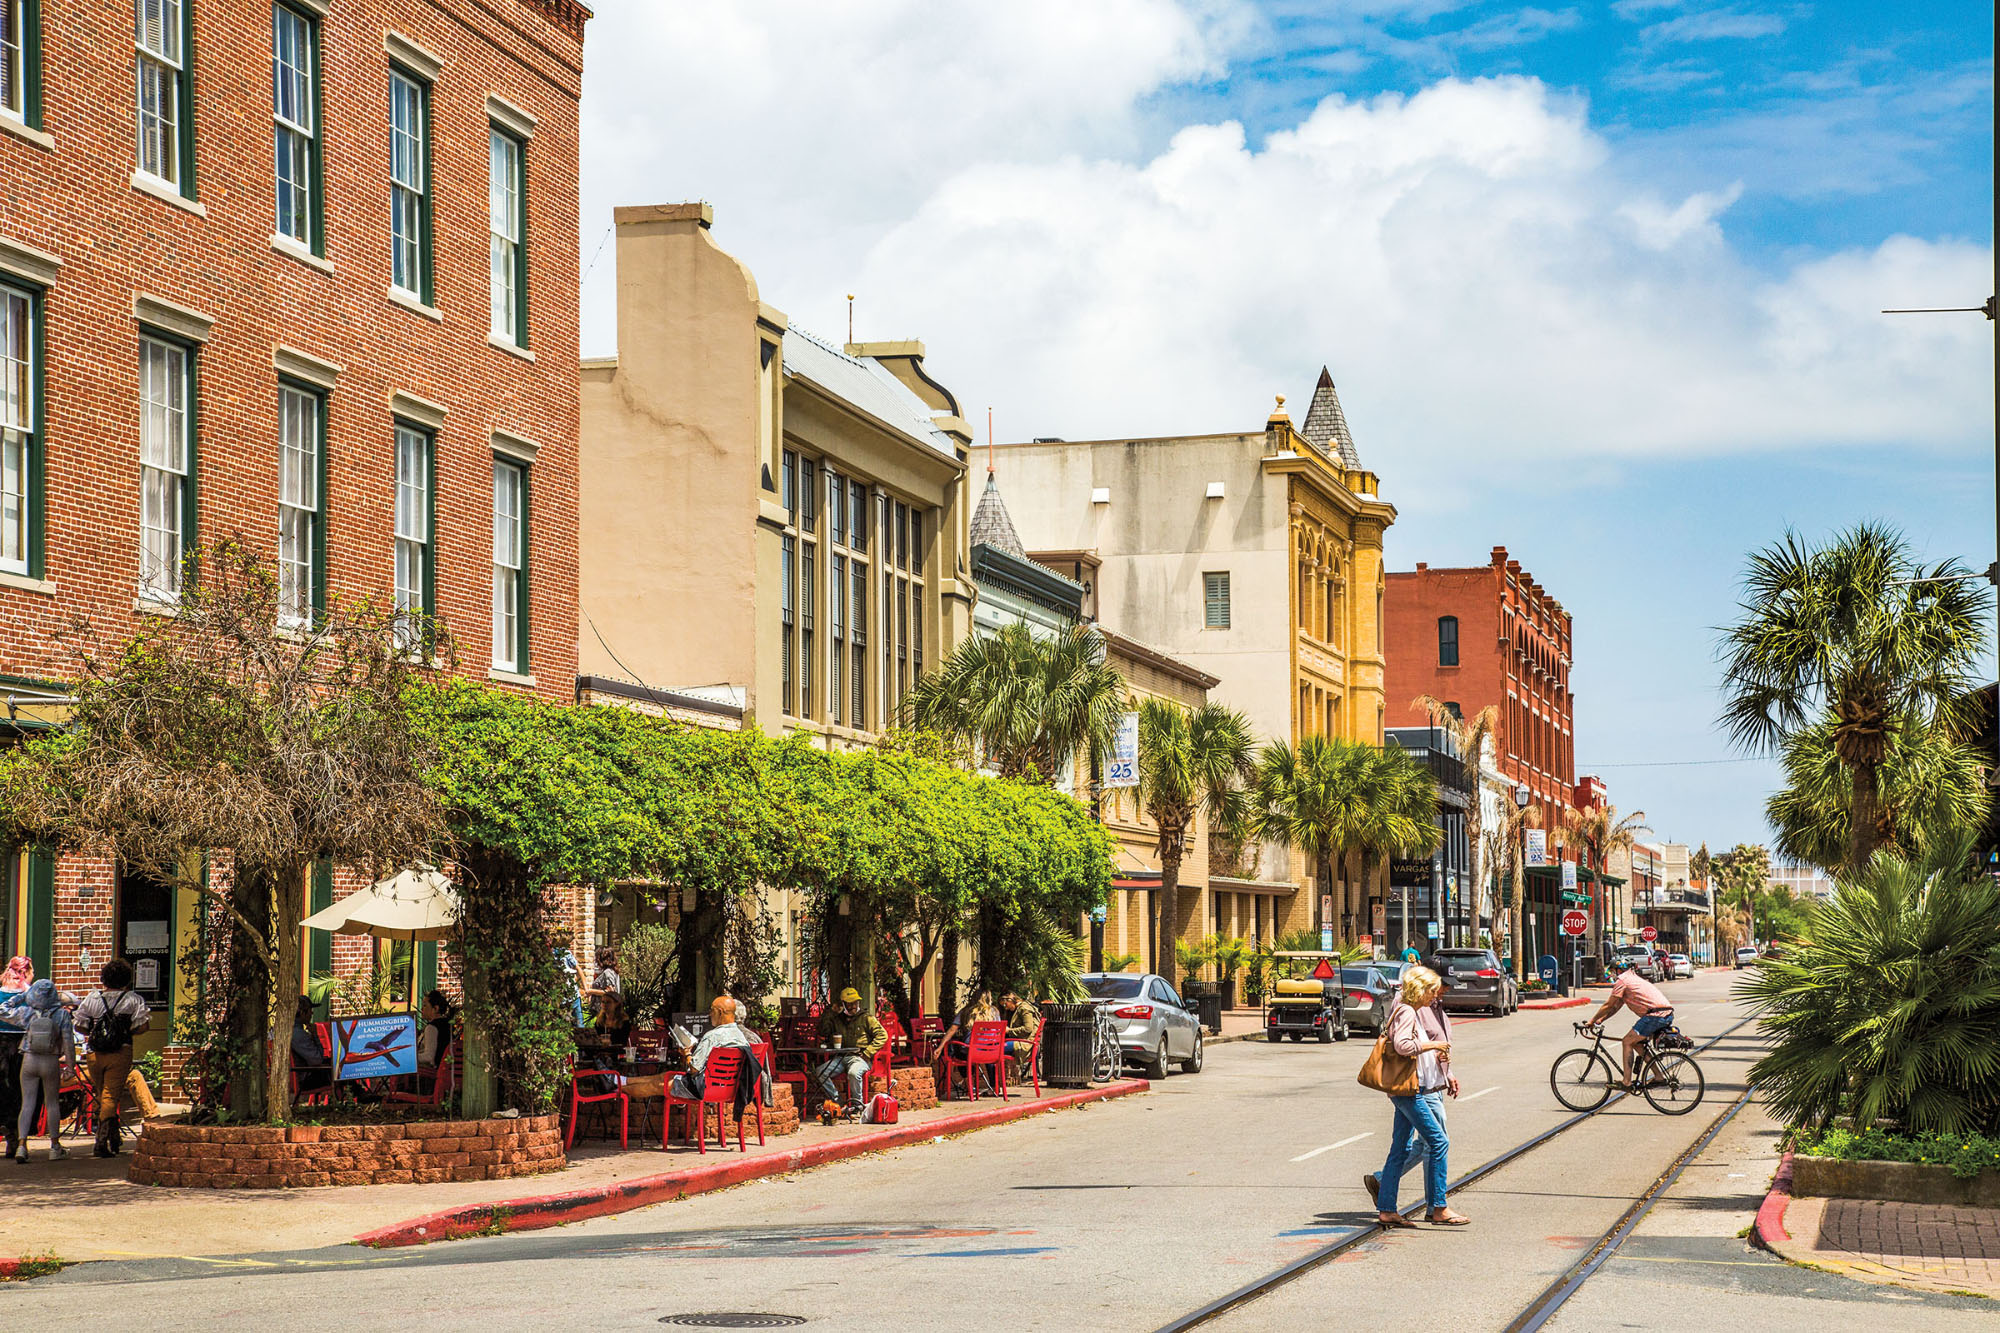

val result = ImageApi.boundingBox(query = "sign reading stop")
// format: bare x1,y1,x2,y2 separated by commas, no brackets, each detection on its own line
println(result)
1640,925,1658,943
1560,909,1589,936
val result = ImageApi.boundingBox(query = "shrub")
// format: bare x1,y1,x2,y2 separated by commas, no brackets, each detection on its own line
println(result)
1742,834,2000,1135
1792,1125,2000,1181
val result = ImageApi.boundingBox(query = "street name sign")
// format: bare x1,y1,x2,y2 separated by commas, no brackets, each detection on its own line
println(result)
1560,909,1588,936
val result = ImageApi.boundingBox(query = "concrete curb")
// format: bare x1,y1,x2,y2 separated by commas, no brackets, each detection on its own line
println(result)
1520,996,1590,1010
1753,1149,1795,1247
353,1079,1150,1249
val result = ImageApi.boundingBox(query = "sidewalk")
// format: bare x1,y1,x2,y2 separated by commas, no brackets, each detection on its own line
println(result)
0,1078,1146,1267
1761,1162,2000,1299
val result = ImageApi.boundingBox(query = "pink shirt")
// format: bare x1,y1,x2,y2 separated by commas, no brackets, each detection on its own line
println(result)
1610,972,1671,1017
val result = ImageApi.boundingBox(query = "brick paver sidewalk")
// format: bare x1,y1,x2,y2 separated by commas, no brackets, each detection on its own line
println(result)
1775,1195,2000,1299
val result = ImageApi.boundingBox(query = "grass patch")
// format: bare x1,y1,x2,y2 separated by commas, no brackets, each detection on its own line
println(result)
4,1251,66,1281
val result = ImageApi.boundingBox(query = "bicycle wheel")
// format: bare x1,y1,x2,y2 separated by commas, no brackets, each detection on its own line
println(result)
1090,1030,1114,1083
1550,1048,1616,1111
1641,1053,1705,1115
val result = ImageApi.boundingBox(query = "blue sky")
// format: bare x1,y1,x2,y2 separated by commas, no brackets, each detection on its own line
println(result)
579,0,1995,854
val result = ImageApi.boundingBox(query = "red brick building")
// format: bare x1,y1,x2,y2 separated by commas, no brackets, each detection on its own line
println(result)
1385,547,1587,964
0,0,588,1042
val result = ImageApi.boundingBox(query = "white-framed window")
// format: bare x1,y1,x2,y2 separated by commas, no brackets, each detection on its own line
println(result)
135,0,185,186
272,3,317,247
276,383,319,626
1204,570,1231,629
394,424,430,647
389,68,428,298
491,458,525,671
0,283,31,576
138,336,190,599
1,0,29,121
487,127,524,343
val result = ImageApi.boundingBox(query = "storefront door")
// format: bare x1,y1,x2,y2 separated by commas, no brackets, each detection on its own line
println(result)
116,866,176,1055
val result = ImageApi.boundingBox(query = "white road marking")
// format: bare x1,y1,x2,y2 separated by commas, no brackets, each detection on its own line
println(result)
1460,1086,1501,1101
1291,1132,1372,1162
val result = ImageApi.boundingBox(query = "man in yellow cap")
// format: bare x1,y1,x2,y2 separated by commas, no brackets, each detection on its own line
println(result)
814,987,887,1115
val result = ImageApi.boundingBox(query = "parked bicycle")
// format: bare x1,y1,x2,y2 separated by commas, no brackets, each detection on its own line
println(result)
1549,1021,1705,1115
1089,1002,1124,1083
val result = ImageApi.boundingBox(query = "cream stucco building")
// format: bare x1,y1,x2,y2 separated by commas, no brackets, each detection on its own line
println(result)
994,371,1395,936
577,204,975,740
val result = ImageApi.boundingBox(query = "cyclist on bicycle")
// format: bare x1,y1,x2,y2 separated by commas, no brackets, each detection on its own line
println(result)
1586,955,1674,1089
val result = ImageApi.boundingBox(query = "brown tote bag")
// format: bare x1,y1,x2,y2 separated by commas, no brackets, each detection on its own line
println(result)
1356,1018,1420,1097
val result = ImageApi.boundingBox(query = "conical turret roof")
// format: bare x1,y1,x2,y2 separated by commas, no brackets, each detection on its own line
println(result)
1300,366,1361,469
970,472,1026,559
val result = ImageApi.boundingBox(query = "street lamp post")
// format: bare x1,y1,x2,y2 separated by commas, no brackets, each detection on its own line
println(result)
1512,782,1531,977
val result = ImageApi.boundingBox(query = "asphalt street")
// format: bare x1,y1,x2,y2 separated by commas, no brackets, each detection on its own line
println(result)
1,969,1959,1330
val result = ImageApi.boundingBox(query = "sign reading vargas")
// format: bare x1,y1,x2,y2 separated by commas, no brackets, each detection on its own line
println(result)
1641,925,1658,942
332,1013,420,1082
1524,830,1547,866
1561,909,1589,936
1104,711,1139,789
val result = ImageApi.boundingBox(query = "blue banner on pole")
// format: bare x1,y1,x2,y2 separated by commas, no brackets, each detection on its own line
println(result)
331,1012,420,1082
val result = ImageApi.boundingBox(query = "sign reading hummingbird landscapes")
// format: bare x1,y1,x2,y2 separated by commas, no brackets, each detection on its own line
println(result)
331,1013,420,1082
1524,830,1548,867
1104,711,1139,789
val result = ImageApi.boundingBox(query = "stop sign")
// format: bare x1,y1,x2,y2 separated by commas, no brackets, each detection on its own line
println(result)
1641,925,1658,943
1561,909,1589,936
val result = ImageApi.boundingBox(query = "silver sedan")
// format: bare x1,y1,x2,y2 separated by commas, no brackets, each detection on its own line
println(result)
1081,972,1204,1078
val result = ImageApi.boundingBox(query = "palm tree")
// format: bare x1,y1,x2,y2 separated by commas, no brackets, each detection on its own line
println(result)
901,621,1124,787
1720,524,1987,872
1564,802,1647,947
1413,696,1499,939
1359,744,1443,952
1136,699,1256,988
1767,713,1991,873
1252,735,1374,941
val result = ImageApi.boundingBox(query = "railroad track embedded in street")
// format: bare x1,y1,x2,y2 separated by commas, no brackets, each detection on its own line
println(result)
1152,1014,1762,1333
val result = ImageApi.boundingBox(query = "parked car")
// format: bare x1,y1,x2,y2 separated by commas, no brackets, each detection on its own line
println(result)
1735,945,1762,968
1667,952,1695,980
1652,948,1673,979
1337,965,1402,1034
1427,948,1518,1015
1080,972,1205,1078
1612,944,1663,982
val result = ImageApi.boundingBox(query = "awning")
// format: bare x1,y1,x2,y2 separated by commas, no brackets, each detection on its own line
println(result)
1111,873,1163,893
302,866,458,941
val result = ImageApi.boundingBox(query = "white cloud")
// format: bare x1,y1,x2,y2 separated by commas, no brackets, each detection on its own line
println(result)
1641,8,1787,42
580,8,1989,478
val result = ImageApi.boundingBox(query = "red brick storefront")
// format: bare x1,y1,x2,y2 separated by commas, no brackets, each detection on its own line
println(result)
0,1,587,1022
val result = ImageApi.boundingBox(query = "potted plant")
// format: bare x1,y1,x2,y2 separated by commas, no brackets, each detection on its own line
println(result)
1174,936,1216,993
1209,935,1249,1012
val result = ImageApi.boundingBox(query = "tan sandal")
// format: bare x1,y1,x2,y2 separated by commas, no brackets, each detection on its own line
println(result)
1377,1213,1419,1229
1426,1209,1471,1226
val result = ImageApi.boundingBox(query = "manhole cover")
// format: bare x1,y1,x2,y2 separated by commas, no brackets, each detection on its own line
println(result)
658,1318,807,1329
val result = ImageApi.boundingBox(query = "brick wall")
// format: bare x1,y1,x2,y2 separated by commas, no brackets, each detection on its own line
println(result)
129,1114,566,1188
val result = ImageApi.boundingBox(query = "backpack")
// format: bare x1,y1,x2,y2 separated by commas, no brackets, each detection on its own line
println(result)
25,1008,62,1058
88,991,135,1054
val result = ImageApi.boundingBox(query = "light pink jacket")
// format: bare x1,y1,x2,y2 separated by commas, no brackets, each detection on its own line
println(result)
1386,999,1453,1092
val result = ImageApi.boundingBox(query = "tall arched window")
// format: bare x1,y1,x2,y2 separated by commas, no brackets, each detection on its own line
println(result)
1438,615,1459,666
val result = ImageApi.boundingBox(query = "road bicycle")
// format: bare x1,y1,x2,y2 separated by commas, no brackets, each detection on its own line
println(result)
1089,1002,1124,1083
1549,1021,1705,1115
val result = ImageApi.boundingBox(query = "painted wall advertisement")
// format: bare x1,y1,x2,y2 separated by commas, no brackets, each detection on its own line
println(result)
331,1013,420,1082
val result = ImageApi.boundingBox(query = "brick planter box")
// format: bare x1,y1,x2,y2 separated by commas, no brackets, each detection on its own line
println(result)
678,1083,800,1142
1792,1154,2000,1209
127,1116,566,1189
884,1065,939,1111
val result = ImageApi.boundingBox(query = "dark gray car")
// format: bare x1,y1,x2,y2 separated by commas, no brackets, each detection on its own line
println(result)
1337,965,1403,1034
1427,948,1518,1015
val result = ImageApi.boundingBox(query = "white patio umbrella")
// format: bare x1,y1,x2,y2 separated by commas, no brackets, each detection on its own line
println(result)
301,866,458,942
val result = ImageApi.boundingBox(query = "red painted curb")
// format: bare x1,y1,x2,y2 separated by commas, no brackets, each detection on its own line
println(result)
1519,996,1590,1010
354,1079,1151,1248
1753,1149,1794,1247
0,1259,22,1279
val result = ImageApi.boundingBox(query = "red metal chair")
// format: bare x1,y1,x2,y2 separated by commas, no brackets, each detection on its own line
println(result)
878,1009,914,1066
385,1041,457,1108
664,1046,763,1154
912,1015,944,1063
36,1073,93,1138
939,1020,1009,1101
564,1062,629,1150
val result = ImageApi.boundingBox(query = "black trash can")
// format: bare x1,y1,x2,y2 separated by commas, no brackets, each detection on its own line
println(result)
1040,1002,1098,1087
1191,991,1223,1035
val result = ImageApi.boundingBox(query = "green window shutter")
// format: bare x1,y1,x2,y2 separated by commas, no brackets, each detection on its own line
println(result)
22,0,43,130
517,464,531,670
27,283,45,579
417,941,437,998
514,139,530,348
178,0,198,200
308,859,333,1020
419,77,435,307
423,429,437,619
25,849,54,981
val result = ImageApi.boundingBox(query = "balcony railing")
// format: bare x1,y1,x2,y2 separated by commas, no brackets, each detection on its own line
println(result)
1388,743,1474,799
1637,888,1710,912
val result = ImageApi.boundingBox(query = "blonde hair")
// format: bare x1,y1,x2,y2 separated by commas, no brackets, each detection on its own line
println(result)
1400,965,1442,1006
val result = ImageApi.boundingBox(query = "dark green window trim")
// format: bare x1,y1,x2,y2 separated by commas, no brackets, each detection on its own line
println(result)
25,847,52,981
177,0,198,201
516,461,531,671
392,417,437,620
4,279,48,580
387,63,433,305
308,859,333,1021
13,0,42,129
417,941,437,998
491,124,529,349
140,324,200,586
279,374,328,622
274,1,325,255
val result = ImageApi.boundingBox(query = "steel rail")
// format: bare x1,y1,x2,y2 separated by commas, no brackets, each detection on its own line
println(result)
1151,1013,1761,1333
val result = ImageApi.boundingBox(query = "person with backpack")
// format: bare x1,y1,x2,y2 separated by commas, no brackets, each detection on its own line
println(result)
0,956,32,1161
6,979,77,1163
73,960,150,1158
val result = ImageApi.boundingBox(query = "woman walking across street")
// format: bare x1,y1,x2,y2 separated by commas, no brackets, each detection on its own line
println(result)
7,979,77,1163
1367,965,1468,1227
0,957,31,1161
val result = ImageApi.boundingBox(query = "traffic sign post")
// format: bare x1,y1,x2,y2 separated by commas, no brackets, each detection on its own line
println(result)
1640,925,1658,943
1560,910,1588,998
1560,910,1589,935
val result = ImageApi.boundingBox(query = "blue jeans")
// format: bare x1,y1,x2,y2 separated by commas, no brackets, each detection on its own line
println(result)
1377,1092,1449,1212
815,1055,868,1108
1633,1012,1674,1038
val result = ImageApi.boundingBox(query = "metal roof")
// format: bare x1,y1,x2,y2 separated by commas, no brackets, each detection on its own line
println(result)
782,326,958,459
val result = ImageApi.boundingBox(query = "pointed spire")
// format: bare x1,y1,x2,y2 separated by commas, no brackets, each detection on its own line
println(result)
970,472,1026,559
1300,366,1361,469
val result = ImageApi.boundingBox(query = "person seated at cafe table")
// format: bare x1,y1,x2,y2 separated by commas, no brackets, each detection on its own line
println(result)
593,991,633,1049
936,991,1001,1064
669,997,765,1104
814,988,887,1115
417,990,454,1075
1002,992,1039,1081
290,998,332,1094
